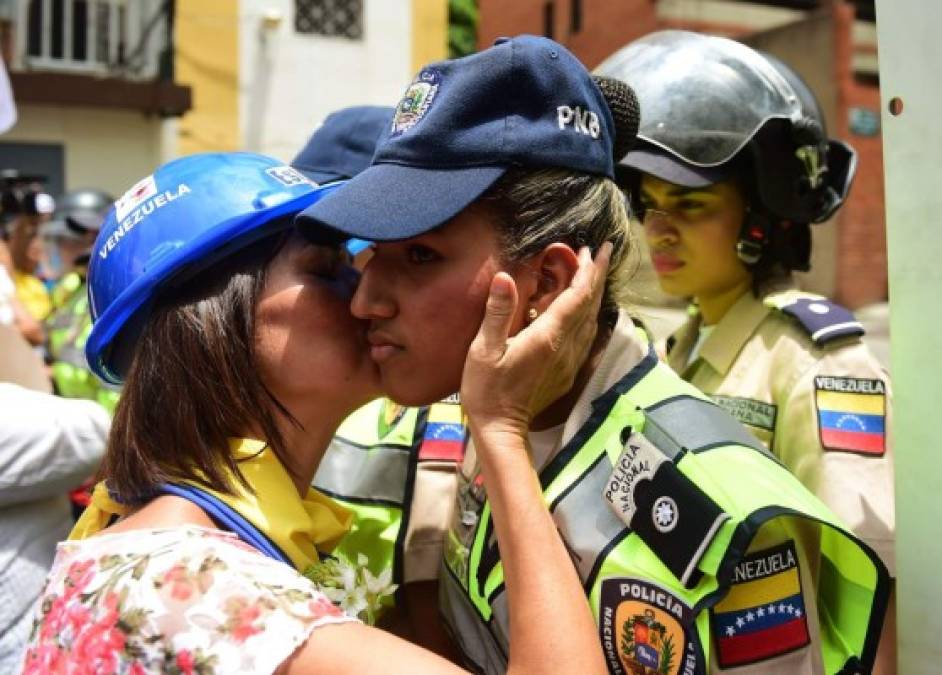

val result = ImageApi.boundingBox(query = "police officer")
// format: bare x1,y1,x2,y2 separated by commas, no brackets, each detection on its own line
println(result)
598,30,895,672
294,106,468,646
43,189,121,414
298,35,890,675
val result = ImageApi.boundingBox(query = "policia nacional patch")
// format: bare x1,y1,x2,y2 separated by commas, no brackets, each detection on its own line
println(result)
710,541,810,668
599,578,703,675
814,376,886,456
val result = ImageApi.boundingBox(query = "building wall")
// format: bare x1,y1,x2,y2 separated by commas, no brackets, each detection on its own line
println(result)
412,0,448,73
1,104,163,196
175,0,241,155
477,0,657,69
237,0,445,164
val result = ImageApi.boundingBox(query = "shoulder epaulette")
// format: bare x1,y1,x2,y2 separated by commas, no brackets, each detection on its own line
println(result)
763,291,865,346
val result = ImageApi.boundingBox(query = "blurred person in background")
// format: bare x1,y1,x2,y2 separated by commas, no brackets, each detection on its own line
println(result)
43,188,121,414
0,384,108,672
7,188,55,322
0,238,42,345
599,30,895,672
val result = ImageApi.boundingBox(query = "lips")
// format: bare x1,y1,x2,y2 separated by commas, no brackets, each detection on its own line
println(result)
650,252,684,274
367,330,404,364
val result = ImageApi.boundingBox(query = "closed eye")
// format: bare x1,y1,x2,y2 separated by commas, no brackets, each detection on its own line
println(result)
407,244,442,264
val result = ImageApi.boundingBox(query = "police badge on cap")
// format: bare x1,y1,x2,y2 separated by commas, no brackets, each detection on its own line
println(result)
391,69,442,137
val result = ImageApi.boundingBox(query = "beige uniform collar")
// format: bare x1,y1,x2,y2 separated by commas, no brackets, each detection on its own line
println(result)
557,310,648,450
698,292,773,376
670,291,773,377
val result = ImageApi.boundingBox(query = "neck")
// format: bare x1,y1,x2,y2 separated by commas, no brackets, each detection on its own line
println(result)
696,279,751,326
265,397,363,496
531,325,611,431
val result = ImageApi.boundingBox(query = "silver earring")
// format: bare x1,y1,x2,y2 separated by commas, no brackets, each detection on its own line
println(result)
527,307,539,322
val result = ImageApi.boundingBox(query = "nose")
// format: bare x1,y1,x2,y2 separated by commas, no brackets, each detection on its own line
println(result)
642,209,680,246
350,257,397,320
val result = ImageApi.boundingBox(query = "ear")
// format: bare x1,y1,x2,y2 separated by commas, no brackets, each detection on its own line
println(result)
520,243,580,315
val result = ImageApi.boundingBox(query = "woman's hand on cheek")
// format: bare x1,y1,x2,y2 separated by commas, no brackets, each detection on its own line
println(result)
460,243,612,439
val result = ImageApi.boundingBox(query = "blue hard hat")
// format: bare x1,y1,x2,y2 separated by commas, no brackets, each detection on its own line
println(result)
85,152,343,385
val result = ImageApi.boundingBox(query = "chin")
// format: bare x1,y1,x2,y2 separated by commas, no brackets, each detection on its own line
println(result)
381,374,456,408
656,276,693,299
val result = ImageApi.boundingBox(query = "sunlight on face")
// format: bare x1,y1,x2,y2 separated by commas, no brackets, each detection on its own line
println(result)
349,208,515,406
639,174,752,301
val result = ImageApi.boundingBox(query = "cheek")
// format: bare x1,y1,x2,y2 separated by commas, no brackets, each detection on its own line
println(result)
256,289,365,373
392,263,497,386
686,221,749,284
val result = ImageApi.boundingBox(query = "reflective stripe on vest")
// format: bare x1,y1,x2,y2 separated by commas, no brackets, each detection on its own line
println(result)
313,399,423,602
316,435,412,506
441,349,889,675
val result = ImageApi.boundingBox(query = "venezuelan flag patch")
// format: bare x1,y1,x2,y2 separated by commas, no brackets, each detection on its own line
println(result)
711,541,809,668
814,376,886,456
418,400,466,462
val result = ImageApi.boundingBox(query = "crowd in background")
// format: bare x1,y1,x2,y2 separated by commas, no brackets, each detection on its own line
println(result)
0,175,112,671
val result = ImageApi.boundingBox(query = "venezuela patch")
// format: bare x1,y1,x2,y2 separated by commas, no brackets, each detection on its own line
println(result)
418,400,466,462
599,578,703,675
711,541,809,668
814,376,886,456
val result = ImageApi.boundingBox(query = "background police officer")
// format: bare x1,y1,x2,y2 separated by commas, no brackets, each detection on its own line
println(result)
43,188,120,414
599,30,895,672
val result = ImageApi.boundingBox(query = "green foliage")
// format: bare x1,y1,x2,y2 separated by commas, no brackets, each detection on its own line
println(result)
448,0,478,58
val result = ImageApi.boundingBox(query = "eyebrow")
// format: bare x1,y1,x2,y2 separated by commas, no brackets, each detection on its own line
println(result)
640,186,718,200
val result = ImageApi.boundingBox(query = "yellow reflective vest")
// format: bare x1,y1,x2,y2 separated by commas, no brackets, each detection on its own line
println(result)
314,396,466,610
441,347,889,675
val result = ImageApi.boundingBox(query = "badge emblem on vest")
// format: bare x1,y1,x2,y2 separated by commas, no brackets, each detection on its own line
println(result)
599,578,702,675
652,496,678,533
391,69,441,136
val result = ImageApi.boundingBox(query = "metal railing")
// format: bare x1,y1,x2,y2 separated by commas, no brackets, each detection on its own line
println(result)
13,0,170,79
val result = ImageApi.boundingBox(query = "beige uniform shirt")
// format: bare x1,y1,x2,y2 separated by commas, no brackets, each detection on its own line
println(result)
666,286,896,577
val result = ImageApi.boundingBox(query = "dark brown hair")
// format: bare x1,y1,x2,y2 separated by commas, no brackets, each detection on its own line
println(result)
100,231,298,504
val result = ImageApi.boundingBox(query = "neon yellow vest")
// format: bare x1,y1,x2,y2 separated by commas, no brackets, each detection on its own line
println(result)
314,396,466,608
441,350,889,675
45,273,120,414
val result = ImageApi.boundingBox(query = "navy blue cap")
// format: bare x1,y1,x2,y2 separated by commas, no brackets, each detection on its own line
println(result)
291,106,395,184
296,35,615,241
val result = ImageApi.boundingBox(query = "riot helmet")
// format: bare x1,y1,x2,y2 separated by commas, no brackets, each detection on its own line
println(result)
597,30,857,270
49,188,114,236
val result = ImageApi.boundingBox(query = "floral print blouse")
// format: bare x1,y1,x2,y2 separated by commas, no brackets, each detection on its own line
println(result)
21,526,357,674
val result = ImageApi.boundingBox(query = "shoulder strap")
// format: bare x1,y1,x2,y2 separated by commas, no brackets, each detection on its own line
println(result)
764,291,864,346
159,483,293,566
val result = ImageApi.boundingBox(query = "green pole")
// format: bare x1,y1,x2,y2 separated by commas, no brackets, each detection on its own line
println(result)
875,1,942,671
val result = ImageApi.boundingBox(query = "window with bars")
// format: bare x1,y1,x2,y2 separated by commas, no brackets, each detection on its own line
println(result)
295,0,363,40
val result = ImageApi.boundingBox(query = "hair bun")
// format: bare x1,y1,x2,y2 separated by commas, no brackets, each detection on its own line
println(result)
593,75,640,162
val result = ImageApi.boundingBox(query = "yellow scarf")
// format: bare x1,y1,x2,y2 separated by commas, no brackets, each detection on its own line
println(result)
70,438,352,572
